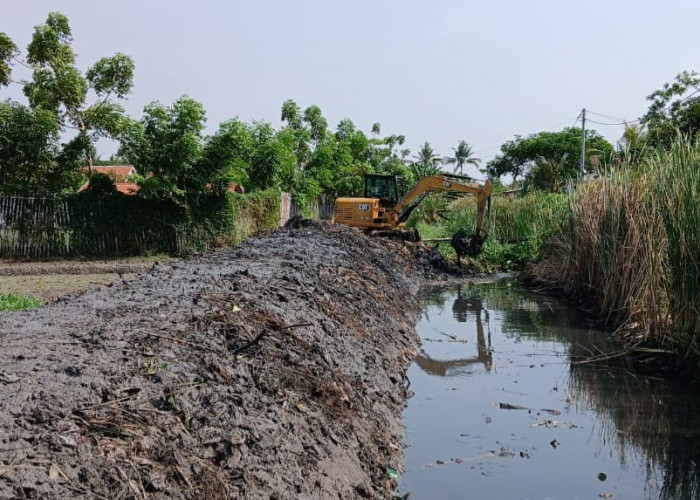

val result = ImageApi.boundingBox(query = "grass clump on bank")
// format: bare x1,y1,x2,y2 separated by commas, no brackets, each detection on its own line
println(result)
0,294,42,311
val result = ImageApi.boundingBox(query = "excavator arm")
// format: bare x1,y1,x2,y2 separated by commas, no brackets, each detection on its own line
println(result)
394,175,493,236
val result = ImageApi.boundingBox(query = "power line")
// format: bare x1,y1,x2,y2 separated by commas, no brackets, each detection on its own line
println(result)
587,110,625,122
586,118,633,126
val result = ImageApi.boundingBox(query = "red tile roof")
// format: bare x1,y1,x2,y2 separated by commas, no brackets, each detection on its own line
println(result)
86,165,137,181
115,182,140,195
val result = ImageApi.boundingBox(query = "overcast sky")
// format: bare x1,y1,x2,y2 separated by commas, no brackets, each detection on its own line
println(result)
3,1,700,178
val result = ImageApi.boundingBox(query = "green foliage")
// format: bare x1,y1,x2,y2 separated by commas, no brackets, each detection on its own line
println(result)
0,11,134,192
86,53,134,97
23,12,135,167
247,122,297,191
412,192,568,271
0,33,17,87
86,172,117,195
0,294,42,311
643,71,700,148
120,96,249,203
486,128,615,186
0,101,83,194
524,154,569,192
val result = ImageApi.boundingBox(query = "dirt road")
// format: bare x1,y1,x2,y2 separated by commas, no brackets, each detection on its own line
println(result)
0,223,435,498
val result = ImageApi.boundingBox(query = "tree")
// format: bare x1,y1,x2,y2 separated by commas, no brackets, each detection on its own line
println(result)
486,128,615,185
618,123,647,164
642,70,700,148
120,96,248,201
0,33,17,87
0,100,83,194
525,154,569,192
444,140,480,177
0,12,135,192
411,141,443,179
20,12,135,170
250,123,296,191
303,105,327,147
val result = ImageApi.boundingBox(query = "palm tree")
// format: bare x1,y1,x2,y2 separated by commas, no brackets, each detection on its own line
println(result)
619,123,647,165
444,140,481,177
411,141,443,178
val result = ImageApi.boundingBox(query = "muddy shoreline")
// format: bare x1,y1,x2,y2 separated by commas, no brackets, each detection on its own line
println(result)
0,224,442,498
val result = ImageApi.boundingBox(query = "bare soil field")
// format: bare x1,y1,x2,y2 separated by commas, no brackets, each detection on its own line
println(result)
0,222,452,498
0,259,162,303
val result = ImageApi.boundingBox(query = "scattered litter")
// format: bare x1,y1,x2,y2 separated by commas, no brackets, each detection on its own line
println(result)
499,402,529,410
497,447,515,457
531,420,557,428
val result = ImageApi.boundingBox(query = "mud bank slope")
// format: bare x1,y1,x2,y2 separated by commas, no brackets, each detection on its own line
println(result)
0,224,424,499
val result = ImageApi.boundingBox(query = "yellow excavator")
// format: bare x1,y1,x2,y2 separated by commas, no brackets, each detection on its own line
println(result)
334,173,493,257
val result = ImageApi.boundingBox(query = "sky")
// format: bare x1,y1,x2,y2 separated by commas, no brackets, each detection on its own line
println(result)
3,1,700,178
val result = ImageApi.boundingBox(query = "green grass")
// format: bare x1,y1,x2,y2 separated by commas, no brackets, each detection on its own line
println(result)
0,294,43,311
411,192,568,271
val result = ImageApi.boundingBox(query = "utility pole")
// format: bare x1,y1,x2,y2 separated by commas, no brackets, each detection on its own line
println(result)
580,108,586,179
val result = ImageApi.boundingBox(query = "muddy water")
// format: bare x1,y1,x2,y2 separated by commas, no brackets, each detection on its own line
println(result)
400,281,700,500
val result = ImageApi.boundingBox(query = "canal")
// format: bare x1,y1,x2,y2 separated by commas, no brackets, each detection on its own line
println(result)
399,281,700,499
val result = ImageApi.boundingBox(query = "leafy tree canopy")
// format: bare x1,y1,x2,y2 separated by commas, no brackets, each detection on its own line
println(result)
486,128,614,186
120,96,248,202
642,70,700,148
0,11,135,194
0,33,17,87
0,100,85,194
22,12,135,168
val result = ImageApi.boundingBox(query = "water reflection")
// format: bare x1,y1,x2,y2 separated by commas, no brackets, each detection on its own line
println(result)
414,285,493,375
402,281,700,499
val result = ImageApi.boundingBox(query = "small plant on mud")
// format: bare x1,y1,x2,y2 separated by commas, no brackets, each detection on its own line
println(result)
141,358,168,376
0,294,42,311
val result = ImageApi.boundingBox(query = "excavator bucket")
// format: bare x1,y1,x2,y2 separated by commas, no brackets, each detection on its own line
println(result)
451,230,484,261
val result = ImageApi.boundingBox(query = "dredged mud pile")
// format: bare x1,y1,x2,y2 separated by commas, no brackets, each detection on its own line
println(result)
0,223,429,499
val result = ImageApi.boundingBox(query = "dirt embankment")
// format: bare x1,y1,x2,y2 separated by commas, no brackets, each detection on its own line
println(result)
0,223,434,499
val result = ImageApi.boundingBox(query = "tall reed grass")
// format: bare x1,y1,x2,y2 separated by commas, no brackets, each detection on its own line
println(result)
653,137,700,355
543,135,700,358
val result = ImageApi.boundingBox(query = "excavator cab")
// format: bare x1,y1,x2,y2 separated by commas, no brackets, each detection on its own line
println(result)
364,174,407,207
